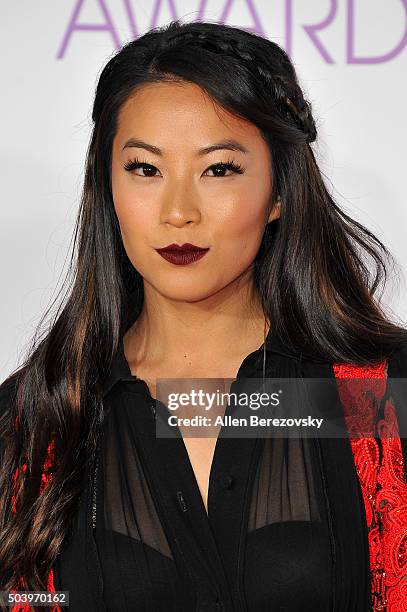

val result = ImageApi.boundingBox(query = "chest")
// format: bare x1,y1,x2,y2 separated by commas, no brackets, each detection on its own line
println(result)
181,436,218,514
143,376,232,516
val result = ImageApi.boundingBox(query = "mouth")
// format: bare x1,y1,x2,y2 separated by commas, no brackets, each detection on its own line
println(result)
155,243,210,266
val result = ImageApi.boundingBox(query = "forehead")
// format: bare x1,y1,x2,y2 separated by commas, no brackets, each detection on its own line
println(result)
113,80,265,152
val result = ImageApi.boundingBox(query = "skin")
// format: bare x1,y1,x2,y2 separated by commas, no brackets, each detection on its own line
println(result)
110,80,281,513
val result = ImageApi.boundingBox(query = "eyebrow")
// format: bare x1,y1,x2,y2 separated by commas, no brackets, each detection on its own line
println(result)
122,137,249,156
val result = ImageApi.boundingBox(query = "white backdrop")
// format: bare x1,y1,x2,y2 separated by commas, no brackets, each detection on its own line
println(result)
1,0,406,379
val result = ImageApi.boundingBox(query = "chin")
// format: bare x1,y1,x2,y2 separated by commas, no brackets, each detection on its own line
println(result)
155,282,220,303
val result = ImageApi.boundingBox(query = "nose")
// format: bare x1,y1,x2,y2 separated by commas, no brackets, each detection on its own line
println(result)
159,183,202,228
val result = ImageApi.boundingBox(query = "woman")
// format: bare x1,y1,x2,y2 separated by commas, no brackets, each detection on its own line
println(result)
1,18,406,612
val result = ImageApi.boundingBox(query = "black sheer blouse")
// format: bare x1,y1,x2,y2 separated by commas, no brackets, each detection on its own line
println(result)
56,331,336,612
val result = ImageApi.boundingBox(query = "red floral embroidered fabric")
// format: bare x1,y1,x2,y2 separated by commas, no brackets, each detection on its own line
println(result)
9,362,407,611
10,428,60,612
333,360,407,611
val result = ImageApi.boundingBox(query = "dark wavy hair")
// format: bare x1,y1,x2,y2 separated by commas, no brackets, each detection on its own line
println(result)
1,18,406,604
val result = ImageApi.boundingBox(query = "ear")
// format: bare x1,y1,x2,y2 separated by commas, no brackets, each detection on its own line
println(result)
267,198,281,224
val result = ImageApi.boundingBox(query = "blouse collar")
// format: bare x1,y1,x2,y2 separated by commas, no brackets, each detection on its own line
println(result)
100,324,330,399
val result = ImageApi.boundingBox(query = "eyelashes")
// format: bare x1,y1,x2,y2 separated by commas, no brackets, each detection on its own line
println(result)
123,157,244,177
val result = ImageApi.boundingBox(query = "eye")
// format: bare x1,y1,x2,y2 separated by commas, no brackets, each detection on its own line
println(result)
123,158,245,178
123,157,160,177
203,160,244,177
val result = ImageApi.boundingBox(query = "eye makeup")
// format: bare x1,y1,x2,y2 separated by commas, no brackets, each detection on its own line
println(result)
123,157,245,177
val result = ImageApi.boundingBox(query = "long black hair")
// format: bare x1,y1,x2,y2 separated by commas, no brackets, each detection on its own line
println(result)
1,18,406,601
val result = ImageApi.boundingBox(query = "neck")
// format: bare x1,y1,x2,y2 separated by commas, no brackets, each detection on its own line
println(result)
124,276,269,374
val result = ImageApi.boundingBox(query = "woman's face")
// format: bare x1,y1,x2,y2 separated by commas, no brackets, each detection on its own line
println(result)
111,81,280,303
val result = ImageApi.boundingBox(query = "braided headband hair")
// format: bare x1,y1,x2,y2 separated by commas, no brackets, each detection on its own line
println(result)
93,22,317,145
158,25,317,144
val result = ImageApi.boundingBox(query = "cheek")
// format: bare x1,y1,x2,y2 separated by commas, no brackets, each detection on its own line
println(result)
111,175,153,247
213,198,268,257
112,170,136,221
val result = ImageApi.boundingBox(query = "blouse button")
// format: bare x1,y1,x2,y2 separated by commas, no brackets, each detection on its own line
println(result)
221,474,234,489
176,490,188,512
148,398,156,418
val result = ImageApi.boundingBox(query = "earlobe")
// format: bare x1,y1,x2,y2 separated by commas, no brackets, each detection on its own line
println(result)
268,198,281,224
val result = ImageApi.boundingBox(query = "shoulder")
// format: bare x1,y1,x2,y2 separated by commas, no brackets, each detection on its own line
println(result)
0,374,19,458
0,374,18,418
387,338,407,375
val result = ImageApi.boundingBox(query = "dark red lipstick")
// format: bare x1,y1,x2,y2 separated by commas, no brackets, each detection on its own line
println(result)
155,243,210,266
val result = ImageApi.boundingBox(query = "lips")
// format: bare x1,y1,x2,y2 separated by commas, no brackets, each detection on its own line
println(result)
156,243,210,266
157,243,208,252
